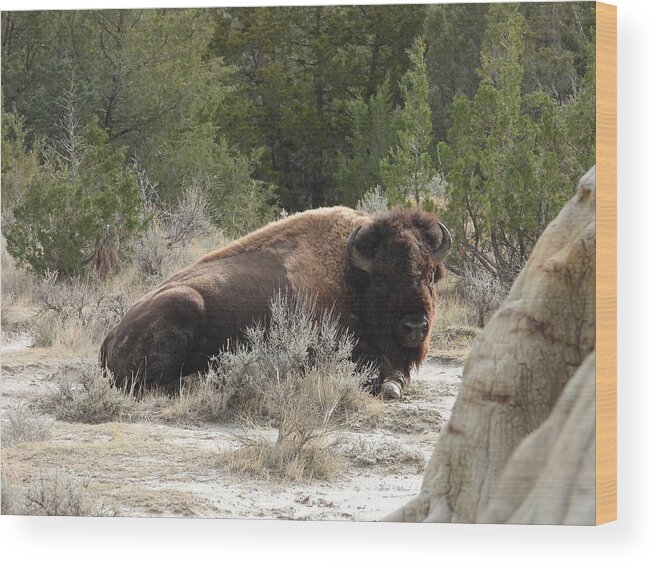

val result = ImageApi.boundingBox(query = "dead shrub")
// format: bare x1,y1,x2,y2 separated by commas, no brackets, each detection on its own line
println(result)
29,271,129,350
133,180,220,280
2,405,52,446
22,472,114,516
459,265,507,327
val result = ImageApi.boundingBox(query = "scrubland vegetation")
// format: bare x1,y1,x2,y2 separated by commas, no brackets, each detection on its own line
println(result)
1,3,595,517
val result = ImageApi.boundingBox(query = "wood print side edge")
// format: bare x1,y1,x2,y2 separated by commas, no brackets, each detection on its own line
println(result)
595,1,617,525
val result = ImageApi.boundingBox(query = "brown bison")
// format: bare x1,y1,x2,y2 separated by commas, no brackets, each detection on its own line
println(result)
100,206,451,398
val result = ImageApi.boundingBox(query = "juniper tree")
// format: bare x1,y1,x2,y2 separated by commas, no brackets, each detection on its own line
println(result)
380,37,435,207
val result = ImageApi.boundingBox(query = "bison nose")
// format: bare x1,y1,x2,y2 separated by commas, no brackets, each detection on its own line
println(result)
398,314,429,344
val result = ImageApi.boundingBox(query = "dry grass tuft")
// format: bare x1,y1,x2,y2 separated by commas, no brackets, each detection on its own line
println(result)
221,431,345,482
161,375,231,425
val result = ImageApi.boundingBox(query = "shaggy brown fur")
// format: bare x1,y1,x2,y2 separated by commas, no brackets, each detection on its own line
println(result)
100,207,449,395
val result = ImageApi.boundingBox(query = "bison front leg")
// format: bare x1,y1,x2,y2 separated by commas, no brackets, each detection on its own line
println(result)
352,347,408,400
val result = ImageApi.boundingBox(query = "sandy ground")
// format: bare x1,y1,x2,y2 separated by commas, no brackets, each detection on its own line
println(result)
1,334,462,521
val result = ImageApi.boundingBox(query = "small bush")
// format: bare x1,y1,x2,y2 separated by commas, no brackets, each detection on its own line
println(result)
430,274,482,360
460,265,507,327
210,293,376,420
45,361,136,424
23,472,113,517
133,180,220,280
356,185,388,215
210,293,379,480
2,405,52,446
30,271,128,350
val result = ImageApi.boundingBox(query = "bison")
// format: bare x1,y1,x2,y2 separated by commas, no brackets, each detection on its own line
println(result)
100,206,451,399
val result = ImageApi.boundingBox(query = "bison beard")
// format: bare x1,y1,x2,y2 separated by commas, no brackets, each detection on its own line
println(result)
100,207,451,398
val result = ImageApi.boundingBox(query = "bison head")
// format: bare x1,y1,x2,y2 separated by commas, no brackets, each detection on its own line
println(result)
346,209,451,370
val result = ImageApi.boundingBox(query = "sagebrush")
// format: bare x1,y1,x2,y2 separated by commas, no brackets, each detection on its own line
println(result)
211,293,379,480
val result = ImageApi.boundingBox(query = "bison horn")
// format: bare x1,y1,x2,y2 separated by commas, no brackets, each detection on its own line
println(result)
347,225,372,273
432,222,452,264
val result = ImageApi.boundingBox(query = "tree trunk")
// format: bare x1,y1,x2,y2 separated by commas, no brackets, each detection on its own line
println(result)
386,166,596,524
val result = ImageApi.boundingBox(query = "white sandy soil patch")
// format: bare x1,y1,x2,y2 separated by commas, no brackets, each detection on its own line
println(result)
1,340,462,521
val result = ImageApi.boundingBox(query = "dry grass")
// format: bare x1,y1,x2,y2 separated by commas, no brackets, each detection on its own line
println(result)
2,426,219,483
161,375,232,425
1,236,40,334
1,464,114,517
342,438,425,474
379,404,446,435
221,432,345,482
431,274,482,361
1,468,24,515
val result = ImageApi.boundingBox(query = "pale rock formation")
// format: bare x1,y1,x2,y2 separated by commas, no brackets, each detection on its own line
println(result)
387,167,596,524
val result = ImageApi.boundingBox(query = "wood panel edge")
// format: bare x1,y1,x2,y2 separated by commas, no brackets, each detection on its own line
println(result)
595,1,617,526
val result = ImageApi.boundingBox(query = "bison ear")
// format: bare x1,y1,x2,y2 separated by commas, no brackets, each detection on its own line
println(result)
431,222,452,264
347,226,372,273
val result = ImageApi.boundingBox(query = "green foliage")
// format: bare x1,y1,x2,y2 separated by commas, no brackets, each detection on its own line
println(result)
5,118,144,276
425,3,488,141
381,38,436,207
1,110,43,212
521,2,597,102
337,79,399,206
1,5,596,283
206,139,277,237
1,10,228,200
208,5,425,209
438,4,594,280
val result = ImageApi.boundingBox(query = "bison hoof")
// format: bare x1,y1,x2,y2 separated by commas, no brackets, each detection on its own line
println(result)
382,380,403,400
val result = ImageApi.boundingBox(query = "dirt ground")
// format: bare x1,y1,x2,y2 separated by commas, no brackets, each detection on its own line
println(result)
1,333,462,521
